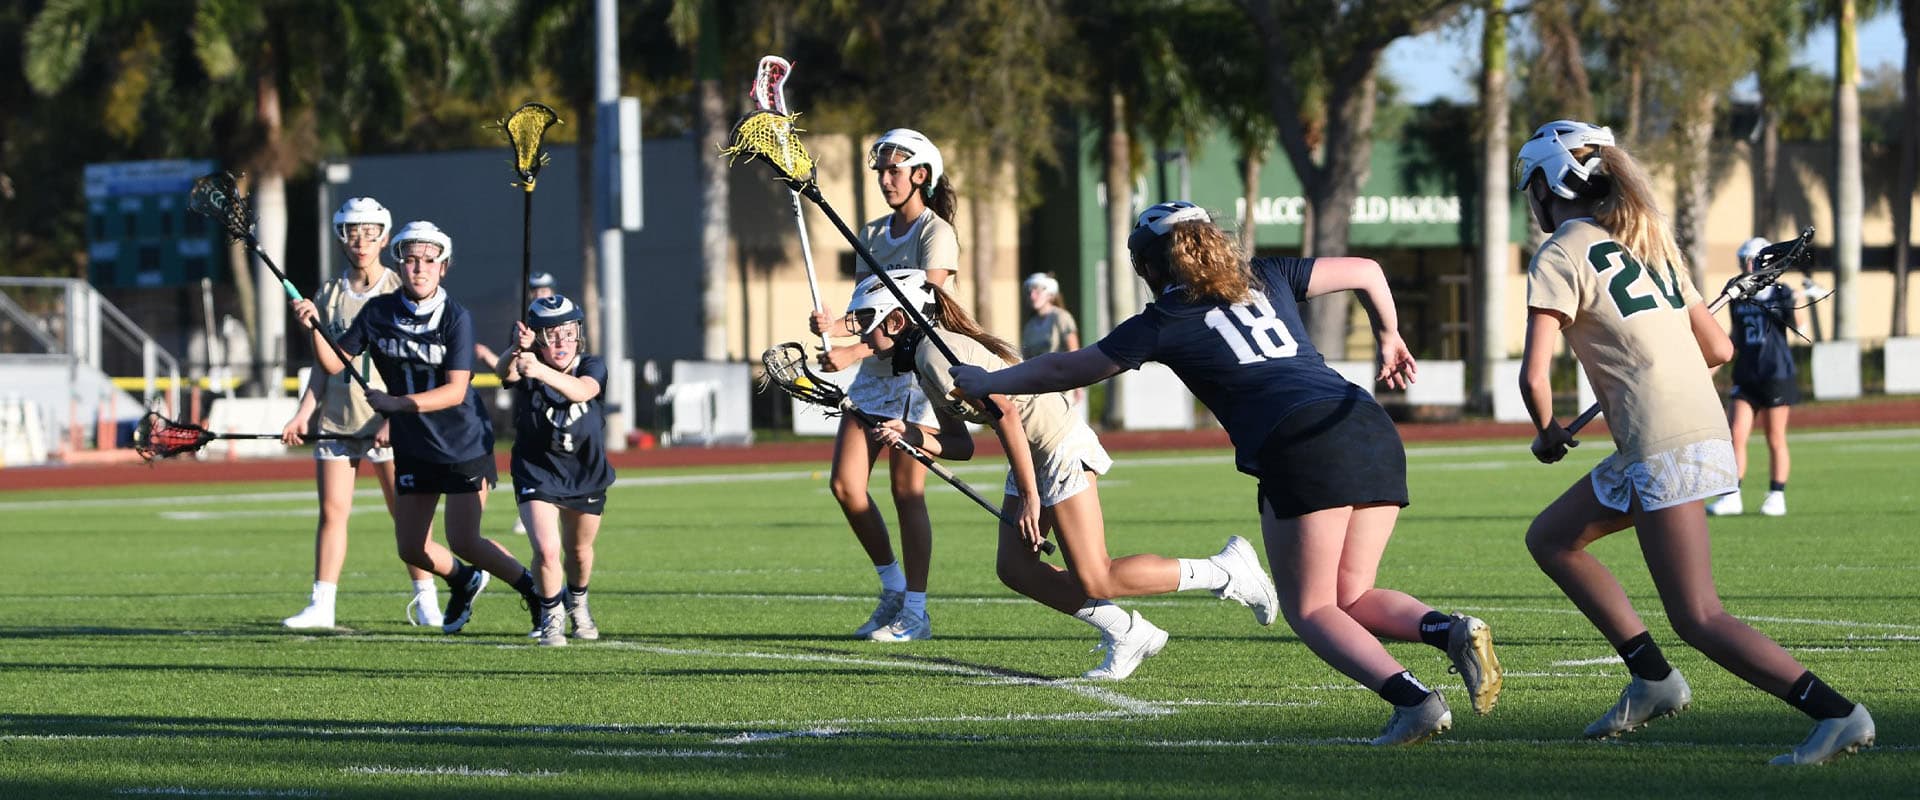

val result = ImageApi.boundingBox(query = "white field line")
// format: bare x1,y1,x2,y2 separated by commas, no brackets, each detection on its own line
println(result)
1548,657,1623,667
572,748,780,759
342,765,559,778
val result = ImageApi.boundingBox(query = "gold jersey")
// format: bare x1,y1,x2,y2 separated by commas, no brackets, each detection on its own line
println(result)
1527,219,1728,460
857,209,959,279
311,268,398,437
912,334,1077,460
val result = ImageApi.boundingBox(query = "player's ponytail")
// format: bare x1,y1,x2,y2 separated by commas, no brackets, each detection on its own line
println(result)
1585,144,1684,274
1166,221,1253,304
926,285,1018,365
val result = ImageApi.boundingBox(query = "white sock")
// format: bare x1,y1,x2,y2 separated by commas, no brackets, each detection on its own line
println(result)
311,581,337,606
411,578,436,595
1176,558,1229,591
1073,601,1131,634
876,561,907,593
903,591,928,614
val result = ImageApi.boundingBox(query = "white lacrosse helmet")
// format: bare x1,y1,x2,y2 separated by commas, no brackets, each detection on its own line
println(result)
1127,200,1211,253
528,271,555,290
869,128,944,196
846,268,935,334
333,197,392,243
1737,237,1771,261
389,221,452,264
1515,119,1616,199
1024,272,1060,296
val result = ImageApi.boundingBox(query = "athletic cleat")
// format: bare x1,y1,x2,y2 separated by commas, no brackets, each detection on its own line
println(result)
565,591,600,640
441,568,490,634
1083,611,1169,681
1759,491,1787,517
535,606,568,647
523,594,544,639
1446,615,1503,715
1210,535,1279,626
1771,704,1875,766
282,602,335,630
1584,670,1692,739
406,592,444,627
867,607,931,642
1707,492,1744,516
853,590,906,639
1371,691,1453,746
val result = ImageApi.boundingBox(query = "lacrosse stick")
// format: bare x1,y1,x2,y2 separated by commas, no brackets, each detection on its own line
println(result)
133,409,360,463
721,109,1001,420
500,102,563,320
751,55,829,353
761,342,1055,554
1567,226,1817,436
189,171,373,395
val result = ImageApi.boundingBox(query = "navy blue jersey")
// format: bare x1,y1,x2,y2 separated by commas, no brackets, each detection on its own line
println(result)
510,354,614,499
1097,257,1365,475
337,292,493,464
1729,286,1797,386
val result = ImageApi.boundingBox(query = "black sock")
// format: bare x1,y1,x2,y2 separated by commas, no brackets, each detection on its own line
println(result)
1616,631,1674,681
446,561,474,590
565,584,588,609
567,583,588,598
541,592,564,610
512,569,537,600
1418,611,1453,650
1785,671,1855,720
1377,671,1433,707
1770,481,1786,492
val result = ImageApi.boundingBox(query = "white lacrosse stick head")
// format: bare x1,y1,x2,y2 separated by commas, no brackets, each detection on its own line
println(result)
753,55,792,115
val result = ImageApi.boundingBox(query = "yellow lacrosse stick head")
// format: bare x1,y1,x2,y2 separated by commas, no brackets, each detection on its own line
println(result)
721,110,816,187
502,102,563,189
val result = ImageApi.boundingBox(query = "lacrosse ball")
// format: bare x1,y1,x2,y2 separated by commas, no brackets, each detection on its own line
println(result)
794,376,815,389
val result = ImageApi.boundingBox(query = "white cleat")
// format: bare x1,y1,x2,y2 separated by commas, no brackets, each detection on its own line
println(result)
1371,691,1453,746
1707,493,1744,517
1771,704,1874,766
406,592,443,627
867,607,931,642
534,606,569,647
565,592,600,640
1446,615,1502,716
1585,670,1692,739
853,590,906,639
1211,535,1279,626
1759,491,1787,517
1082,611,1168,681
282,602,335,630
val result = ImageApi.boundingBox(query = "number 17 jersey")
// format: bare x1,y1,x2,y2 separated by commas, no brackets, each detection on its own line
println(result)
1527,218,1725,460
1096,256,1362,476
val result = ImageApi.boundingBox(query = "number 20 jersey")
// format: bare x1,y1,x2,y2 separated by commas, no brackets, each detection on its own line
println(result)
1097,256,1363,476
1527,218,1726,461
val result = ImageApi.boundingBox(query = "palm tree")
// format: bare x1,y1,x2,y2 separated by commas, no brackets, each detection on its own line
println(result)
1834,0,1862,341
1477,0,1510,408
1896,0,1917,336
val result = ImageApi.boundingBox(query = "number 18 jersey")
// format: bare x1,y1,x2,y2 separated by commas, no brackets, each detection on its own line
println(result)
1527,219,1726,460
1096,257,1363,476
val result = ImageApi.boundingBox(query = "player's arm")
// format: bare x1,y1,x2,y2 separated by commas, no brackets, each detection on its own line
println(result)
983,393,1043,547
1305,256,1416,388
290,299,355,375
1521,309,1575,464
951,346,1121,400
1689,302,1734,368
390,369,472,414
897,405,974,461
527,364,601,403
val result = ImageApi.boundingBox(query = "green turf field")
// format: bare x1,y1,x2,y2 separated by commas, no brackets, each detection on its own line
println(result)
1,429,1915,798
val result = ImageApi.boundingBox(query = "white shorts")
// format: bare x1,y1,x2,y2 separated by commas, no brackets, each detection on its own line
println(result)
1589,439,1737,512
1006,423,1112,507
314,439,394,464
847,360,938,428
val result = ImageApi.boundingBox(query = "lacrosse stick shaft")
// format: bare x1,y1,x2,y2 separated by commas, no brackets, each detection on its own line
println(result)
797,184,1002,420
1566,229,1813,436
839,402,1054,555
243,235,376,396
521,189,534,320
790,191,829,352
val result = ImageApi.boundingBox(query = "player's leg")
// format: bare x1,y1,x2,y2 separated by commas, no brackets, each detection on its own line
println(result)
830,414,905,638
1759,404,1791,516
1711,398,1756,516
1335,503,1502,715
886,428,935,629
285,456,354,629
520,498,567,646
373,452,439,627
560,505,602,639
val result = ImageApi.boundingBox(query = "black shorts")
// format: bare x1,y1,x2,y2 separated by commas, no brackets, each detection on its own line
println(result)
1253,396,1410,518
394,453,496,496
1731,378,1800,408
515,487,607,516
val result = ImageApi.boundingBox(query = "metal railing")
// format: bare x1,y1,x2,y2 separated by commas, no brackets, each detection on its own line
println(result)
0,277,181,413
